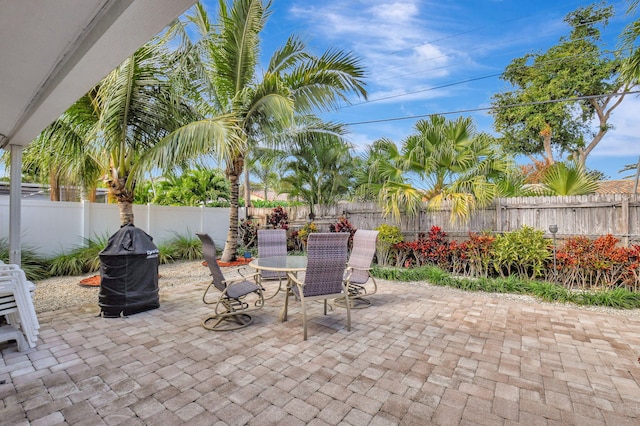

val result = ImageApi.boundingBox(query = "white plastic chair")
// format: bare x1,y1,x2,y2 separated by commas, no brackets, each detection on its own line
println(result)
0,264,39,350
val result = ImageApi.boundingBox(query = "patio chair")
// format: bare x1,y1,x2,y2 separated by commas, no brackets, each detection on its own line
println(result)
335,229,379,309
284,232,350,340
257,229,287,299
0,264,39,350
196,233,264,331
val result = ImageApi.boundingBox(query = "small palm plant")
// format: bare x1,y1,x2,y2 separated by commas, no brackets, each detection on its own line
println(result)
539,162,600,196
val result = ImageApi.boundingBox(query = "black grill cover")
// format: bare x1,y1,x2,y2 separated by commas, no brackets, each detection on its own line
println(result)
98,224,160,317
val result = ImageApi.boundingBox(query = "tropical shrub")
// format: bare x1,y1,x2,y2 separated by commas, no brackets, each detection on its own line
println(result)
374,226,640,293
0,239,50,281
296,222,318,245
162,233,202,261
288,230,303,252
329,216,357,249
492,225,550,280
238,219,259,250
461,232,496,278
47,234,110,277
250,200,304,208
375,224,404,266
393,226,450,268
555,234,639,290
448,240,469,276
266,206,289,229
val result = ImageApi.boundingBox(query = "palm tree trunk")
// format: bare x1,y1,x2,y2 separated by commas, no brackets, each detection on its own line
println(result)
118,201,135,225
49,170,60,201
244,159,252,208
222,171,240,261
222,156,244,261
108,175,135,225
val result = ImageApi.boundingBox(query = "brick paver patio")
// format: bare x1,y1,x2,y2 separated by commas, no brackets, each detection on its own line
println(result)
1,278,640,425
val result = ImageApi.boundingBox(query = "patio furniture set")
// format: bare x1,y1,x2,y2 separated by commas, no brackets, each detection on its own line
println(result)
196,229,379,340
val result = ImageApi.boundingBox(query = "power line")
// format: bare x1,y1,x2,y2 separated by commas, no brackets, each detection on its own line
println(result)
341,46,633,110
344,90,640,126
348,73,504,106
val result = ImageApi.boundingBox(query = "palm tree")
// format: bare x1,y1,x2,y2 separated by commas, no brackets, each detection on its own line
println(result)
33,38,220,225
354,138,418,215
358,115,518,222
143,0,367,261
246,147,286,201
538,162,600,196
21,94,102,201
153,166,230,206
281,121,355,213
621,1,640,85
95,42,209,224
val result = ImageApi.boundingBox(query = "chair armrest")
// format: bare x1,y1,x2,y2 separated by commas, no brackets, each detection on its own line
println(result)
226,265,253,277
222,271,261,286
287,272,304,287
347,266,372,272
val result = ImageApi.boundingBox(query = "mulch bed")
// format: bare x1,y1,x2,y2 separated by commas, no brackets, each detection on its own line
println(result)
204,258,253,268
76,258,252,287
79,273,165,287
79,276,100,287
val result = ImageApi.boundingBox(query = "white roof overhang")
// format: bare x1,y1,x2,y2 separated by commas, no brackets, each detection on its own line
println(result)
0,0,197,265
0,0,197,148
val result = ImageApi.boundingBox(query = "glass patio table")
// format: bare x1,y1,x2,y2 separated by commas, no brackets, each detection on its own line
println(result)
249,255,307,274
249,255,307,320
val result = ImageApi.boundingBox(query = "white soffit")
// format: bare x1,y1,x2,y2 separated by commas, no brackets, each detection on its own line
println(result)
0,0,197,147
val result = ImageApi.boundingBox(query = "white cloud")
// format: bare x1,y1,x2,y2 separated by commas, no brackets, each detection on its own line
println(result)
591,96,640,158
371,2,418,22
288,1,453,92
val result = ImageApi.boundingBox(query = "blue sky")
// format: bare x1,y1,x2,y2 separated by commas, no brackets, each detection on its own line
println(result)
207,0,638,179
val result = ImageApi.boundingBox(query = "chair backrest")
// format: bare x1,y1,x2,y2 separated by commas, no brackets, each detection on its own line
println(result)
258,229,287,257
258,229,288,279
196,233,226,292
303,233,350,297
347,230,379,284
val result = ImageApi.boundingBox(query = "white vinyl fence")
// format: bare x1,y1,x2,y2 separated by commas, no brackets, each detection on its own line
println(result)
0,199,237,257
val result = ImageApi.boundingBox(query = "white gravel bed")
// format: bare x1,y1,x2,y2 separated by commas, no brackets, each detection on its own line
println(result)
32,260,212,314
32,260,640,318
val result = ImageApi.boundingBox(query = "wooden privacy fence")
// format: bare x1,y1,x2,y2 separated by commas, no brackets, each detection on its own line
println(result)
248,194,640,246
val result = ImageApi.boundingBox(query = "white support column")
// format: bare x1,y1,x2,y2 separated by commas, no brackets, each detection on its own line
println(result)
146,203,152,235
9,144,23,265
200,205,205,233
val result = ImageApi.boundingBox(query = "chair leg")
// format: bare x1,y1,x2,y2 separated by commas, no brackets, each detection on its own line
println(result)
202,295,260,331
282,287,290,322
345,291,351,332
334,283,372,309
202,283,217,304
260,275,286,301
301,296,308,340
202,311,253,331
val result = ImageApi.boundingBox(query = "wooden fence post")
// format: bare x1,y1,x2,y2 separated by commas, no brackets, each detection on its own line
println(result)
622,197,629,247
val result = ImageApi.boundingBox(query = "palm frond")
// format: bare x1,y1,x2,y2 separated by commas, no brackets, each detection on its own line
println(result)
541,162,600,195
132,116,243,182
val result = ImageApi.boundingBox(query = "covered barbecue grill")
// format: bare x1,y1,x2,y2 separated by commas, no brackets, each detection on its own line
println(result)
98,224,160,317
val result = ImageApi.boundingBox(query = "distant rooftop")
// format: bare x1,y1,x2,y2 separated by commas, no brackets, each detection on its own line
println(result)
0,182,108,201
597,179,638,194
